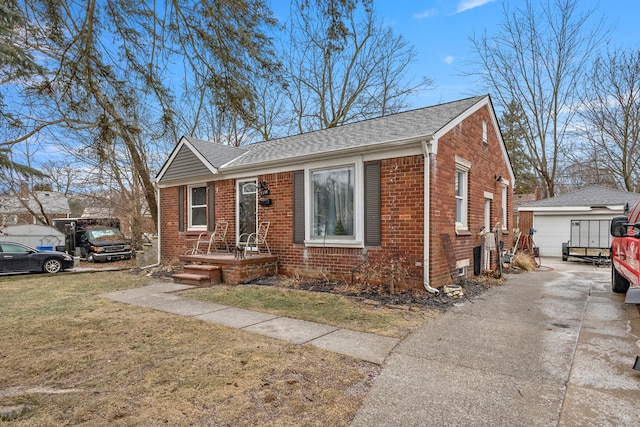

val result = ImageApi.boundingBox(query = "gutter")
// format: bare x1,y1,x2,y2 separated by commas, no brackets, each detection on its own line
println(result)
220,134,432,174
421,140,439,295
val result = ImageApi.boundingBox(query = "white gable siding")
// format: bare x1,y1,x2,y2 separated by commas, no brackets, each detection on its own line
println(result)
161,146,212,181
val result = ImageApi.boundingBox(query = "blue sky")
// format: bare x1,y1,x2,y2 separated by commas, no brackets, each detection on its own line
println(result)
366,0,640,108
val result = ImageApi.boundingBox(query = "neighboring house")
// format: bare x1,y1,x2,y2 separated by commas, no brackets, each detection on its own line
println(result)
156,95,515,289
518,185,640,257
0,191,72,227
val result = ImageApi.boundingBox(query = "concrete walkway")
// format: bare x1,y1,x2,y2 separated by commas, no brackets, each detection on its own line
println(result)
101,260,640,425
351,259,640,426
100,282,399,365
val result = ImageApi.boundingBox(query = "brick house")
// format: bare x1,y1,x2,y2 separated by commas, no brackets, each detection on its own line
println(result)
156,95,514,290
0,191,72,227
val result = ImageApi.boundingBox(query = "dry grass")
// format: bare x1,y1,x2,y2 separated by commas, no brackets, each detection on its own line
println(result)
0,271,380,426
180,284,436,338
512,252,537,271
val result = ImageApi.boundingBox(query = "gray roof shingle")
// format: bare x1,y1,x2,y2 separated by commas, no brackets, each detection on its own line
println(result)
519,185,640,209
0,191,71,214
222,96,486,169
184,136,249,168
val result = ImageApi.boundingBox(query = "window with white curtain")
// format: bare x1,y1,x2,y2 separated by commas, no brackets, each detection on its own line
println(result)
311,165,354,238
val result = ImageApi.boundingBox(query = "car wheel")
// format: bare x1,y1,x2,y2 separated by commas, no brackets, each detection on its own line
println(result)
43,258,63,274
612,264,630,293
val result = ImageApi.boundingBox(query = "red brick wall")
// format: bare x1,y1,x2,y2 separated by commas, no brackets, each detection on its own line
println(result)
159,105,513,289
519,211,534,235
429,105,513,285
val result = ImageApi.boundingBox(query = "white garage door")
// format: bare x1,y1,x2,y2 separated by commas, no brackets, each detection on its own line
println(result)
532,213,615,258
532,215,569,257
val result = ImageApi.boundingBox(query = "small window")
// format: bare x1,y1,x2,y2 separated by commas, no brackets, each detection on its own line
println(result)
189,185,207,229
455,156,471,231
455,167,468,230
501,184,508,230
482,121,488,145
311,165,354,238
457,267,467,277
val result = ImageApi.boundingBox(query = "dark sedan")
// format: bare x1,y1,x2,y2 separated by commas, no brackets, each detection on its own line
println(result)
0,242,74,274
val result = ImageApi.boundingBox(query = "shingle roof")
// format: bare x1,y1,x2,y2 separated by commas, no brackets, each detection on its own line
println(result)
519,185,640,209
0,191,71,214
223,96,486,169
184,136,249,168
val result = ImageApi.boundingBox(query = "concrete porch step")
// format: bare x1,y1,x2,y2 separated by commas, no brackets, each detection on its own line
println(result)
172,272,211,287
183,264,222,283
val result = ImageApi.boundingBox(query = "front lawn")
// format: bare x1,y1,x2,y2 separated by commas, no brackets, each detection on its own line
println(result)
180,283,437,338
0,271,382,426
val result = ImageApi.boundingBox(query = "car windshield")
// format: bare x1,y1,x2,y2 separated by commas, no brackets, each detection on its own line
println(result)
87,228,125,242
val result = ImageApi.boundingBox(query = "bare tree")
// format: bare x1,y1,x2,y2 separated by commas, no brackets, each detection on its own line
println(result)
2,0,280,230
579,48,640,192
471,0,605,197
279,0,431,134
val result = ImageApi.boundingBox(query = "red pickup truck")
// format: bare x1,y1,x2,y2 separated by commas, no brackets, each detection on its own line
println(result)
611,200,640,304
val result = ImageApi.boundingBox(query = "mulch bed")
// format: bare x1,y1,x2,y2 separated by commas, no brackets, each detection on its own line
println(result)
122,259,518,311
244,275,503,311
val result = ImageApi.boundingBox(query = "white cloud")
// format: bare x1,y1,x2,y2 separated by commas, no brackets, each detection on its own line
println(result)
456,0,496,14
413,8,437,19
443,56,454,64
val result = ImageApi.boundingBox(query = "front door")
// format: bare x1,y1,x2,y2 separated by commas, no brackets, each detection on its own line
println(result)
237,179,257,249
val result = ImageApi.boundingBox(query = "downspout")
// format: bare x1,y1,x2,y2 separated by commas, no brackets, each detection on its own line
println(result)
141,182,161,269
421,140,439,295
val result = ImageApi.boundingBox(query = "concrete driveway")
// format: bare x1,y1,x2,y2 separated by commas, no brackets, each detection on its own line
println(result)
352,258,640,426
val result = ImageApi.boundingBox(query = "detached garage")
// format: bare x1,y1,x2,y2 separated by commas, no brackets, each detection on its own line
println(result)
518,186,640,258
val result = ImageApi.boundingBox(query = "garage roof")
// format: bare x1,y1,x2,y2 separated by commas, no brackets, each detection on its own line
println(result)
519,185,640,210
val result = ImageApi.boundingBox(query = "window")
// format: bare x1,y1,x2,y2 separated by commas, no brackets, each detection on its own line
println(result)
189,185,207,229
502,183,508,230
482,120,488,145
311,165,354,238
455,166,469,230
0,242,29,253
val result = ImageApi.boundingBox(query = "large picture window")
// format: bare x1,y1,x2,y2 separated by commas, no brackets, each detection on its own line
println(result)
311,165,354,238
189,185,207,229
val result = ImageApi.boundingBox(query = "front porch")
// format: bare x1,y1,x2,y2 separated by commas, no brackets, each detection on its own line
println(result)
173,253,278,287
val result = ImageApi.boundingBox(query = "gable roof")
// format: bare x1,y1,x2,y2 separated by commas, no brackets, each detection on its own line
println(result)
0,191,71,215
156,95,510,184
519,185,640,210
157,137,249,183
223,96,485,169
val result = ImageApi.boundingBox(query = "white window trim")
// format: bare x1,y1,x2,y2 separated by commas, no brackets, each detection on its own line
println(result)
482,120,488,145
235,178,258,245
304,156,364,248
188,184,207,231
455,156,471,231
456,258,469,276
501,182,509,231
